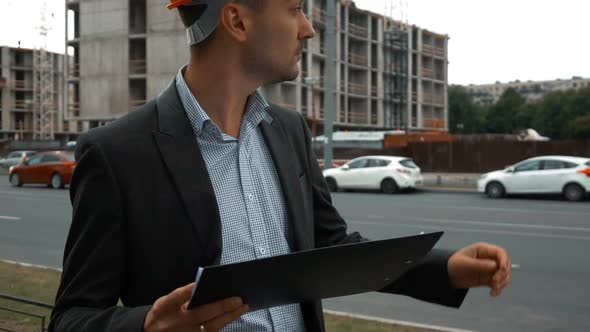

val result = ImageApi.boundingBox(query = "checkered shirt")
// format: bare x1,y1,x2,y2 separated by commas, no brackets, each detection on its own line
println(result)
176,68,306,332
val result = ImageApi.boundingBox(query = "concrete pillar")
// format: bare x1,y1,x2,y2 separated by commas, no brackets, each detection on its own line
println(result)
416,28,423,129
1,47,10,132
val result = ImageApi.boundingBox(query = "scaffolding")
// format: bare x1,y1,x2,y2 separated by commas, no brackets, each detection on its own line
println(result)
32,1,56,140
383,20,409,130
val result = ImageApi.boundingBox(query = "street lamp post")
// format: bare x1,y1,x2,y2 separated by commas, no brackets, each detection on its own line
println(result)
323,0,336,169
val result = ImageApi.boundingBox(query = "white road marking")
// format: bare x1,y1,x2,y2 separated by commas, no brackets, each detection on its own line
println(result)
0,215,21,221
416,217,590,232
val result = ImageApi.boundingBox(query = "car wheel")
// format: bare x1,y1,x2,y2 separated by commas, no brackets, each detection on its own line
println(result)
381,178,399,194
50,173,64,189
325,177,338,192
9,173,22,187
486,182,505,198
563,183,584,202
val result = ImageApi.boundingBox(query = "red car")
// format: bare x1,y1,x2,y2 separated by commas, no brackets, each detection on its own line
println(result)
8,151,76,189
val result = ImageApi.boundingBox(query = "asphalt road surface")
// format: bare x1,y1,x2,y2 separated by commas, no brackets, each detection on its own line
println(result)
1,175,589,331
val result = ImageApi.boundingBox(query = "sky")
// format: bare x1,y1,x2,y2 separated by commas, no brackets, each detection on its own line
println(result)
1,0,589,85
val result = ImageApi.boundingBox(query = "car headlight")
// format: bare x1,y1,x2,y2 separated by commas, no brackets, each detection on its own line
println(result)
479,174,488,180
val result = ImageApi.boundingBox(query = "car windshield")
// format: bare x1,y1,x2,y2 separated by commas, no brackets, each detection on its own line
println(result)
400,159,418,169
63,152,76,162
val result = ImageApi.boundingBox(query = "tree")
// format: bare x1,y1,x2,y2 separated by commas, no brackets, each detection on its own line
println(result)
485,88,525,134
448,85,485,134
569,114,590,139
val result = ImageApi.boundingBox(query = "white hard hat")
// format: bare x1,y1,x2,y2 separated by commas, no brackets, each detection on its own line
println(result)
167,0,232,45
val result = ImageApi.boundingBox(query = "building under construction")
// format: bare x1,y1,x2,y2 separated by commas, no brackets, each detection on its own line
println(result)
0,46,76,142
65,0,449,134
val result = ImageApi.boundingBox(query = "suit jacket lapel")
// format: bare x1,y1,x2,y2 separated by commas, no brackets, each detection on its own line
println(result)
152,80,222,264
259,112,309,251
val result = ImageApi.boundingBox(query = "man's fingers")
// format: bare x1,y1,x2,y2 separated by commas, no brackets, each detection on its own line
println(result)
188,297,244,325
201,304,249,331
165,283,196,309
471,257,498,272
476,243,509,269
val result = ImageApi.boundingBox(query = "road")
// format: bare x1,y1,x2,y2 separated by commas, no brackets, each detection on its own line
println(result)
1,175,589,331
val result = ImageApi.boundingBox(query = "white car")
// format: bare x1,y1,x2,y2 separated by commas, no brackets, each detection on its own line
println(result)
477,155,590,201
322,156,423,194
0,151,36,169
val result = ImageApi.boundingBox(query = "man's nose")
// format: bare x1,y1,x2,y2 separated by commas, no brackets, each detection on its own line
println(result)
300,13,316,40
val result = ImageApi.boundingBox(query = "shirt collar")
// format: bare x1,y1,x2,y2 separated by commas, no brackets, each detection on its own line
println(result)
175,66,270,138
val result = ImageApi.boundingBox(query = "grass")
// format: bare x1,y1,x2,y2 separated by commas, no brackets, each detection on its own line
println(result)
0,261,60,332
0,260,437,332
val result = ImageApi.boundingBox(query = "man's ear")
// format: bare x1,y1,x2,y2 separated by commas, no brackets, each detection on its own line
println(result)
218,2,252,43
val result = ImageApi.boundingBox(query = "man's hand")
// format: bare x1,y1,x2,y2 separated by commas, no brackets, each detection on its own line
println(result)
144,283,249,332
448,242,511,297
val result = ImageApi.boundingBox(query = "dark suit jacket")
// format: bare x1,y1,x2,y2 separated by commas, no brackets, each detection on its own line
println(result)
50,79,466,332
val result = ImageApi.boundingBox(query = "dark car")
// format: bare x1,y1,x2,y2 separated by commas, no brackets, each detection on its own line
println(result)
8,151,76,189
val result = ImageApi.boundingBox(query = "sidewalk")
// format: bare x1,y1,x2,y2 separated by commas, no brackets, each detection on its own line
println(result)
420,173,480,193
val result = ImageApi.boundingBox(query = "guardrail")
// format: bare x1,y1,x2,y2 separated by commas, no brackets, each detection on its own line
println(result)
0,293,53,332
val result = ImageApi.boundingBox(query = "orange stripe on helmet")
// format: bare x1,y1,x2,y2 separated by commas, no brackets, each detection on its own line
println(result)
167,0,193,10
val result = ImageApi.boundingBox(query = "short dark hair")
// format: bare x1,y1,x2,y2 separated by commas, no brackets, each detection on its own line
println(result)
177,0,265,28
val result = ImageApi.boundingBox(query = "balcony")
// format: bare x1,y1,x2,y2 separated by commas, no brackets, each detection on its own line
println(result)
311,42,325,55
421,67,435,79
13,121,31,131
313,7,326,24
12,80,31,90
13,100,33,111
129,59,147,75
348,111,368,124
68,63,80,77
348,23,368,38
348,53,368,67
371,86,379,97
348,82,367,95
434,46,445,57
422,93,445,106
68,102,80,117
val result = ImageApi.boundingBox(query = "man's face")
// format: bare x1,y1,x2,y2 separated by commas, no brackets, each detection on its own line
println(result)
243,0,315,84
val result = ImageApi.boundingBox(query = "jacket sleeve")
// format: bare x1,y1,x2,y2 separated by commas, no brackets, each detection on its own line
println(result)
49,135,151,332
297,114,468,308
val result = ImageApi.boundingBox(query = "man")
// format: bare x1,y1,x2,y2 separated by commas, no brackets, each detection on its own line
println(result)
50,1,511,331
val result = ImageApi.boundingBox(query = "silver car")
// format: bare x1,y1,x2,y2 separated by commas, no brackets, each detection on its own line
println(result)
0,151,37,169
477,155,590,201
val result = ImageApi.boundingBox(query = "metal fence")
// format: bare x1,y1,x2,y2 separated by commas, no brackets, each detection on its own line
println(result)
0,293,53,332
316,140,590,173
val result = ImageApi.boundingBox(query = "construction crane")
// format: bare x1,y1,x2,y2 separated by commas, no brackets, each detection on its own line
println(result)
32,0,56,140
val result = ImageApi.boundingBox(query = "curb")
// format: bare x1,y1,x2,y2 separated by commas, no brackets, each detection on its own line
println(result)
419,187,479,194
324,310,476,332
1,259,62,272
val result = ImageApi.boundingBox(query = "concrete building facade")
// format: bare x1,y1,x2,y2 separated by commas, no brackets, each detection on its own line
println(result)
66,0,449,133
465,76,590,106
0,46,75,142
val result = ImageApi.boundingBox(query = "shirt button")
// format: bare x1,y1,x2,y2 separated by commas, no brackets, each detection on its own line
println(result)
259,248,267,255
248,193,254,201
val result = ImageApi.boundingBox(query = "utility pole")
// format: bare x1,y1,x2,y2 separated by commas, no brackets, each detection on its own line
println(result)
323,0,336,169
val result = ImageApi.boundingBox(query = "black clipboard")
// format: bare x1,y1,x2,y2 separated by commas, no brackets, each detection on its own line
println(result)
188,232,443,311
